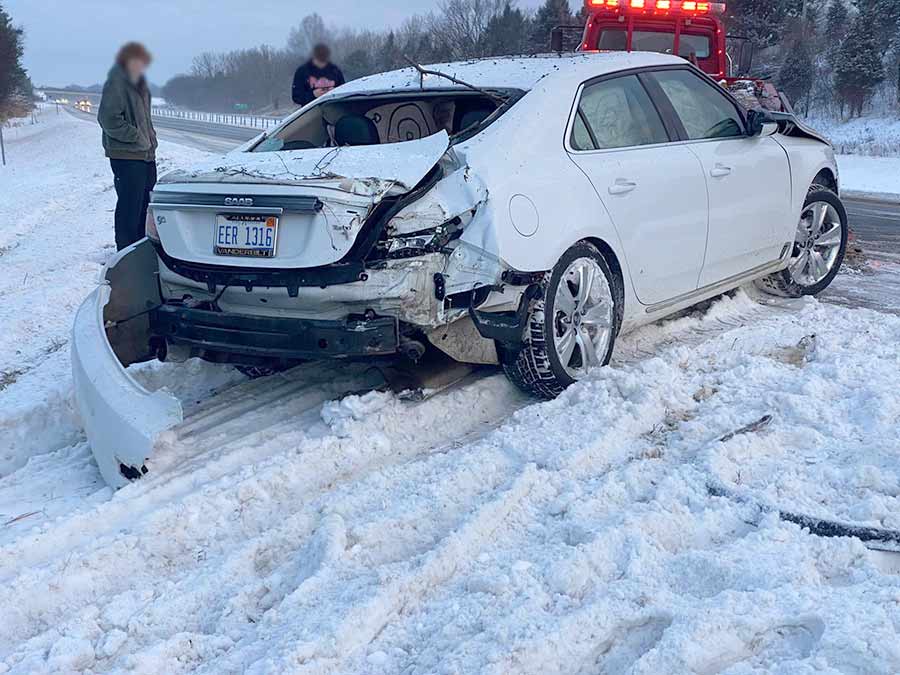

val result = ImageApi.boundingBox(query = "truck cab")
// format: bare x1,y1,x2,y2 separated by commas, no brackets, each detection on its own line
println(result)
580,0,733,78
577,0,786,110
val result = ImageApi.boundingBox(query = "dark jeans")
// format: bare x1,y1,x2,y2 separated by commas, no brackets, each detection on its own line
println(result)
110,159,157,251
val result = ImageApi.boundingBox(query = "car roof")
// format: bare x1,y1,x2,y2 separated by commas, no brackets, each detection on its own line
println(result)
322,51,686,99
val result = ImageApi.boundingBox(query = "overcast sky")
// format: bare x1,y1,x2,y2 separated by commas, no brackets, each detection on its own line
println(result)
7,0,555,87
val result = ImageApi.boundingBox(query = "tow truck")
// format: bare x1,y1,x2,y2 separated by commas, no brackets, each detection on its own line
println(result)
555,0,791,111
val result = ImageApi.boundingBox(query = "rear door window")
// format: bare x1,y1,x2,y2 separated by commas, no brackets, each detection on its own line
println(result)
649,69,745,140
571,75,670,151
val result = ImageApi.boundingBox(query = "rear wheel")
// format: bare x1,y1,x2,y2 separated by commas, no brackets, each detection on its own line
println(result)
756,188,848,297
503,242,622,399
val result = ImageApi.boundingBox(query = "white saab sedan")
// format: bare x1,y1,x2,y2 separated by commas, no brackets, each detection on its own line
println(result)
74,52,847,484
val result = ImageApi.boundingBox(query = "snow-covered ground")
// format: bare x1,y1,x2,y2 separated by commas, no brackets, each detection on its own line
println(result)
804,113,900,158
1,109,900,674
837,155,900,201
802,113,900,199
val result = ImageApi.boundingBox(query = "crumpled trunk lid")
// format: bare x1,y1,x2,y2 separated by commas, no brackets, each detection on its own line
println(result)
160,131,450,198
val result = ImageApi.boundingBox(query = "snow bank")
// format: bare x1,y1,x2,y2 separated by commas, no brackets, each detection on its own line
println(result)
0,108,209,476
800,113,900,199
805,114,900,157
837,155,900,201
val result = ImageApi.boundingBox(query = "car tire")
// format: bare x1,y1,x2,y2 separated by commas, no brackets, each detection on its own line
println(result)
755,187,848,298
502,242,622,399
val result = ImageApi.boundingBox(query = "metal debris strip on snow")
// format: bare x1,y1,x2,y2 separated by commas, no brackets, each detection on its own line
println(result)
708,414,900,552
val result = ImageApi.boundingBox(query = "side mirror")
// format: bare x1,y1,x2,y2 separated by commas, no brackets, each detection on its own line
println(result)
746,108,778,137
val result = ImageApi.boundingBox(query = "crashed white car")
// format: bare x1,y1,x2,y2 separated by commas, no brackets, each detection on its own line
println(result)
74,52,848,486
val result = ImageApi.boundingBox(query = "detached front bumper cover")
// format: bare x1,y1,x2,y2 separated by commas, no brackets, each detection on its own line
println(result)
72,240,183,489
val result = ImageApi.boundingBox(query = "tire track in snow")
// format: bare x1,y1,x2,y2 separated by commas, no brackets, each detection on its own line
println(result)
0,375,522,661
234,464,544,674
273,326,726,674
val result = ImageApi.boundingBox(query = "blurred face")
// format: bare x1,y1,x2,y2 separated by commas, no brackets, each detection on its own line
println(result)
125,57,149,83
312,47,330,67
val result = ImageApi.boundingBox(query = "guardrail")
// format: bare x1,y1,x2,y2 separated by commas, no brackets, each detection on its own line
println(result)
151,108,283,130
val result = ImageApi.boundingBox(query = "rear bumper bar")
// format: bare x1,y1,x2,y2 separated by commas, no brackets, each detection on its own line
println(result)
152,305,400,362
72,241,183,489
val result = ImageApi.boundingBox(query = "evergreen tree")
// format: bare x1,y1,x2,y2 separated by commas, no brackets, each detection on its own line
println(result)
801,0,825,39
778,39,815,111
379,32,402,73
342,49,375,81
834,10,885,116
482,2,531,56
824,0,850,68
529,0,574,53
853,0,900,54
0,2,30,121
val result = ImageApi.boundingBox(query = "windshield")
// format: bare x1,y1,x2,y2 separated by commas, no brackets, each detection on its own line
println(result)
597,29,711,59
253,90,518,153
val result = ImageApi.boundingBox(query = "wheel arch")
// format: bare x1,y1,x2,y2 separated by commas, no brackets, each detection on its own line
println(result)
581,236,626,322
811,168,838,194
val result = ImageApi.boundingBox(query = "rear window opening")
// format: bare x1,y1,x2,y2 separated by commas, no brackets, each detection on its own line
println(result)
597,29,712,59
253,90,520,153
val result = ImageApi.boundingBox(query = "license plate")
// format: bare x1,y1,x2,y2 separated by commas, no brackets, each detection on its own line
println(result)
214,215,278,258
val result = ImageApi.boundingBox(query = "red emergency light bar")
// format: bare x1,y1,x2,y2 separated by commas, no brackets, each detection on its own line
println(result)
587,0,724,13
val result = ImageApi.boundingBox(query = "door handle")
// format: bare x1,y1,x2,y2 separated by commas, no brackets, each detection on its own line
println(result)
608,179,638,195
709,164,732,178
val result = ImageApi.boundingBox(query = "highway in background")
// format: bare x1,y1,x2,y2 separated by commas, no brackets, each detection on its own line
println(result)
67,105,258,153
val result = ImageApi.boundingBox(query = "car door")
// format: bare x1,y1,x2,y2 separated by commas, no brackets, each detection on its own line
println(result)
567,74,709,307
646,68,793,287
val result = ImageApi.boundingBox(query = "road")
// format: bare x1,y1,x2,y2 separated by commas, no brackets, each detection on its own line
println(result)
825,195,900,315
67,106,899,312
67,106,258,154
843,196,900,262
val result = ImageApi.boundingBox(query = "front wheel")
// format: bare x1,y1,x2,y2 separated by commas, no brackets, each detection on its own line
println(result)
756,189,848,298
502,242,622,399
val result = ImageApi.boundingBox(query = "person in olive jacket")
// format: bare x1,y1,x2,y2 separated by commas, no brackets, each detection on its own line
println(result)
98,43,158,251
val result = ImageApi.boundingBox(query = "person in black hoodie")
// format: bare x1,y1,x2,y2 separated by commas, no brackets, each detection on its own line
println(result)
292,44,346,107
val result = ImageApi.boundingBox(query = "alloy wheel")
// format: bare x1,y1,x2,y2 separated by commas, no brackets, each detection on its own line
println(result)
552,257,615,379
787,201,844,287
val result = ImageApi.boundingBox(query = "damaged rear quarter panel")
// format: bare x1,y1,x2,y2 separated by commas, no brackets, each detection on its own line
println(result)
388,165,489,236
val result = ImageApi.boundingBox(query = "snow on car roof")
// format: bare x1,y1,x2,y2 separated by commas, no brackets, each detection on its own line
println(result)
323,51,685,98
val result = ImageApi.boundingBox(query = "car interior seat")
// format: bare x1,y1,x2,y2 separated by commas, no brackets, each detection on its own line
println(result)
334,115,381,146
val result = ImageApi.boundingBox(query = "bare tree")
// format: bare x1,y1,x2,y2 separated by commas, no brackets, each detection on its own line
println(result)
191,52,227,79
287,14,328,57
437,0,506,59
